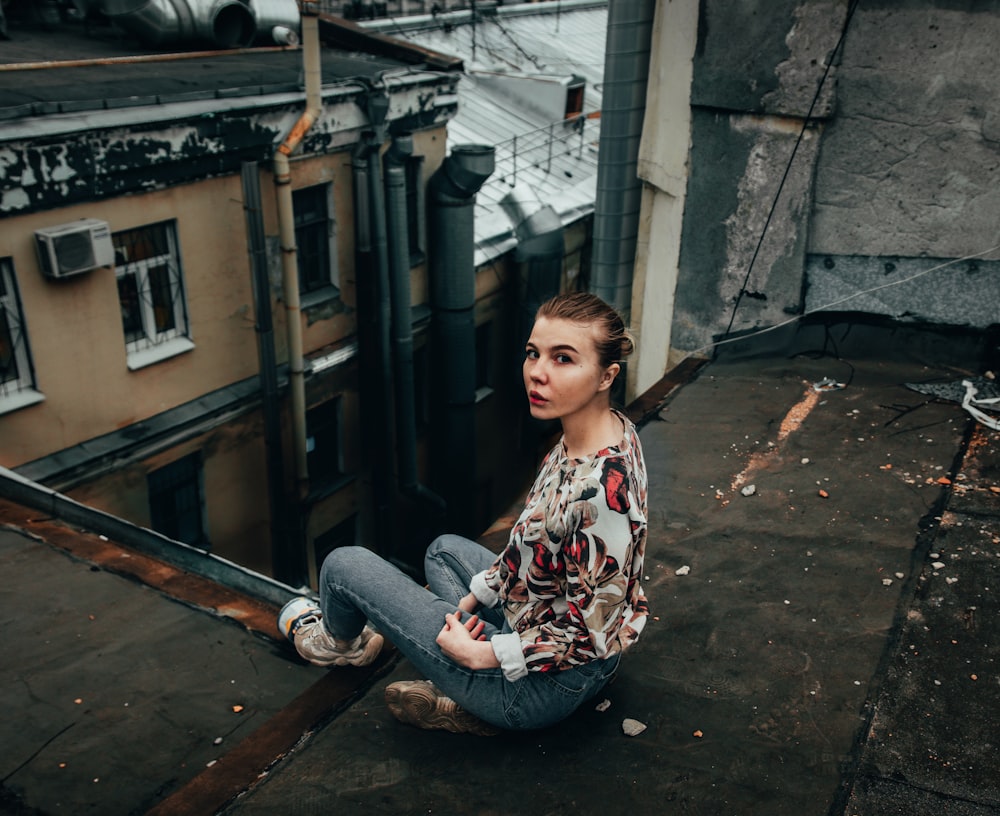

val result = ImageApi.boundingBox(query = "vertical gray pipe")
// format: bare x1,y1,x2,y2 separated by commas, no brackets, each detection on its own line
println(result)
352,136,393,558
241,161,294,581
427,144,495,537
501,184,565,352
589,0,656,318
384,134,447,520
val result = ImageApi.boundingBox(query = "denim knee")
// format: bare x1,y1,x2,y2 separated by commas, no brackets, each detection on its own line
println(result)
424,534,463,571
320,545,371,587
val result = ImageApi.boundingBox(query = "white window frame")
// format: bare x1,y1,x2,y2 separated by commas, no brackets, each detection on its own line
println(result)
0,258,44,415
113,221,194,370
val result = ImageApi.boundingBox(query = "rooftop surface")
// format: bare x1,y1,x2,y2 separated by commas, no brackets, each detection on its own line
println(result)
0,15,445,122
2,315,998,815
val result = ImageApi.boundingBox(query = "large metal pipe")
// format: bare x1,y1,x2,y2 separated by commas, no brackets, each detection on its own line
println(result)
384,134,447,523
501,183,565,352
589,0,656,319
100,0,300,48
427,144,495,537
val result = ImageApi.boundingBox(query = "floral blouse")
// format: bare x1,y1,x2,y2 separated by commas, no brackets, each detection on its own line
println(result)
470,409,649,681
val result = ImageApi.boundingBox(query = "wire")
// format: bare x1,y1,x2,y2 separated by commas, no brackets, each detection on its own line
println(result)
490,16,545,71
722,0,862,341
692,244,1000,358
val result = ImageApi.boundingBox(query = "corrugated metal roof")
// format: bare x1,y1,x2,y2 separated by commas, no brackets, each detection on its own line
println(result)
363,1,608,264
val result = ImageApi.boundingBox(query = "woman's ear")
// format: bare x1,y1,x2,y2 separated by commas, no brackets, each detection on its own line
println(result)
598,363,621,392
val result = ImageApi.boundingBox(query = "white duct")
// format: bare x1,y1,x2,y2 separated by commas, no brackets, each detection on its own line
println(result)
101,0,300,48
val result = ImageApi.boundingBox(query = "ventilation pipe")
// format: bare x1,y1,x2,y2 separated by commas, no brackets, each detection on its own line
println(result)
270,3,321,584
101,0,276,48
384,134,447,522
427,145,495,537
500,183,565,352
589,0,656,318
251,0,301,45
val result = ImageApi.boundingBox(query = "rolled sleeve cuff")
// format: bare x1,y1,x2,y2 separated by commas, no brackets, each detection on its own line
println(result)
490,632,528,681
470,570,499,608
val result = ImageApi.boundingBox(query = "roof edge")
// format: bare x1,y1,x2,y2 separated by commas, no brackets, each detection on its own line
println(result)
360,0,608,34
317,13,464,72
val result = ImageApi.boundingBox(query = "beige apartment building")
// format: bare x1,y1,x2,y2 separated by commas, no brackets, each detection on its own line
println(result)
0,13,539,588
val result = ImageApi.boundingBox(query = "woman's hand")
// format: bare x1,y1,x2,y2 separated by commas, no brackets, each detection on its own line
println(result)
436,611,500,670
458,592,480,614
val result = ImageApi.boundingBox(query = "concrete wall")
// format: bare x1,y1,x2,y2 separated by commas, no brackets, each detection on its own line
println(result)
806,0,1000,324
652,0,1000,362
668,0,846,354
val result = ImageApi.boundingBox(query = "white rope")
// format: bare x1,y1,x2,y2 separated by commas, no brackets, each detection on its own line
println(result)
961,380,1000,431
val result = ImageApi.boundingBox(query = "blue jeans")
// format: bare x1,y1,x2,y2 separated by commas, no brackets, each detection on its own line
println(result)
319,534,620,731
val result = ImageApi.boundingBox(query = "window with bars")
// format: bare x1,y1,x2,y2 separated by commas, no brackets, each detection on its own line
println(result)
0,258,41,413
293,184,338,296
148,451,208,549
113,221,191,368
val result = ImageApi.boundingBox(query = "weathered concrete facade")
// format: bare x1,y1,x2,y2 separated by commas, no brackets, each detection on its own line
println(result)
668,0,846,355
806,0,1000,324
647,0,999,363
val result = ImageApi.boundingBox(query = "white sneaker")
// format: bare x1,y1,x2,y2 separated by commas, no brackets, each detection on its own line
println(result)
278,598,383,667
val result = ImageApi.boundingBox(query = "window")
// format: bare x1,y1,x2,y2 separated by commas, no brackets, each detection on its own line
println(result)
0,259,42,414
405,156,426,266
293,184,337,296
148,452,208,549
306,396,343,487
113,221,192,369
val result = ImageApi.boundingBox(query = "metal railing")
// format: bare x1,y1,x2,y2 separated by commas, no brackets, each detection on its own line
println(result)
487,112,598,191
316,0,477,18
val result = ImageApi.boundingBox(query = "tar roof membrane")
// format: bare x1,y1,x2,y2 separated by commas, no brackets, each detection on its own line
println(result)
3,315,998,814
0,20,415,121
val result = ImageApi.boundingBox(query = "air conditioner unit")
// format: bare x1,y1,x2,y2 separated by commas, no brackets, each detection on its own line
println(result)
35,218,114,279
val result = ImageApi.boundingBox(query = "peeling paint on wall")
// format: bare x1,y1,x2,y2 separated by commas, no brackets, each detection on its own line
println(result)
672,110,822,352
761,1,844,118
0,77,458,217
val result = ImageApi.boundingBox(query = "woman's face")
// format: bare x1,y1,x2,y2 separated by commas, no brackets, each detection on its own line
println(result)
523,316,617,422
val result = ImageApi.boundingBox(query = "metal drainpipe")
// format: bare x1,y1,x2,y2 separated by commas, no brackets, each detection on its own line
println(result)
427,144,495,537
354,90,396,557
241,161,288,581
271,4,320,583
350,144,393,555
589,0,656,319
384,134,447,526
